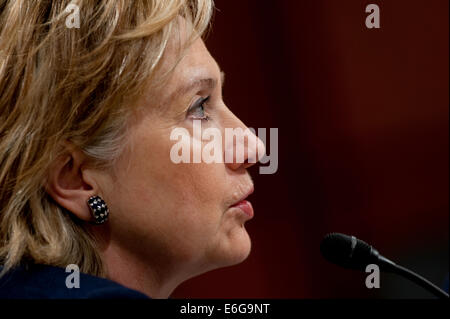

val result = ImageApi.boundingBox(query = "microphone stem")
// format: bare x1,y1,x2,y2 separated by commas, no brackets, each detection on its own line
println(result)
390,263,449,299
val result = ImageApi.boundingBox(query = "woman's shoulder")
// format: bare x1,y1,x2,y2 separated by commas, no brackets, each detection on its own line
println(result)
0,264,149,299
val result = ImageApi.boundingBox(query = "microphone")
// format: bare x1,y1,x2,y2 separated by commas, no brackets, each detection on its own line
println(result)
320,232,449,299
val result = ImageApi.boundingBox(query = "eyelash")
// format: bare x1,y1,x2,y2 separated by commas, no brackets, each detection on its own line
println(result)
188,96,211,121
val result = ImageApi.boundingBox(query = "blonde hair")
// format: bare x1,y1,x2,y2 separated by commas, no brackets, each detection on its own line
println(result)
0,0,213,277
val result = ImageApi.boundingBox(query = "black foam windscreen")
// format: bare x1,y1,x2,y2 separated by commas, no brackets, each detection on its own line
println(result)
320,233,374,270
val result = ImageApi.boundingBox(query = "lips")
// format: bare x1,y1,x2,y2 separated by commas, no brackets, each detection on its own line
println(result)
230,199,254,218
230,186,254,218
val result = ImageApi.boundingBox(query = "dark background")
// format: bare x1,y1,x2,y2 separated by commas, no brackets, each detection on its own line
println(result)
173,0,449,298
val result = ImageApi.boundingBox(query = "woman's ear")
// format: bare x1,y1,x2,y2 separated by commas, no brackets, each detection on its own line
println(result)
45,144,99,222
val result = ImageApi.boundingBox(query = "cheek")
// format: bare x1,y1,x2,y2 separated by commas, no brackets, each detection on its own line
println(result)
155,163,228,242
109,135,230,258
106,120,251,268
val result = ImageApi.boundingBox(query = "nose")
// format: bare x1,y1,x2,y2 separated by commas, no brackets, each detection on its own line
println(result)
223,111,266,171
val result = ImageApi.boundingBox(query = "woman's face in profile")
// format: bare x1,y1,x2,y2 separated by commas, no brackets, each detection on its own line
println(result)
94,27,265,282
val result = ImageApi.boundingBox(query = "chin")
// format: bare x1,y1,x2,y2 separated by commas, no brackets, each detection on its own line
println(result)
215,226,252,268
189,228,252,280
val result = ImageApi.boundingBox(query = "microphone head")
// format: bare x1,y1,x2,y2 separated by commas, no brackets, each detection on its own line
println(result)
320,233,377,271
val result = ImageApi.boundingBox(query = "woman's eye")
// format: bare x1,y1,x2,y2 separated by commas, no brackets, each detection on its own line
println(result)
188,96,210,121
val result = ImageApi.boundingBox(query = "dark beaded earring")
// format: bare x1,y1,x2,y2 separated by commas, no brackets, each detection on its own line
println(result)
87,195,109,224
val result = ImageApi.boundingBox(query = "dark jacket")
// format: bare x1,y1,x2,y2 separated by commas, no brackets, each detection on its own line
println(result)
0,264,149,299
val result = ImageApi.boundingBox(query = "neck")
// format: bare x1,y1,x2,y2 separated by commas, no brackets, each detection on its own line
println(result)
99,241,184,298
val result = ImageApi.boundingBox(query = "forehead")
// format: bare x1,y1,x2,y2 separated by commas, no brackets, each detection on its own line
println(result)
163,17,218,73
162,36,220,94
136,20,221,113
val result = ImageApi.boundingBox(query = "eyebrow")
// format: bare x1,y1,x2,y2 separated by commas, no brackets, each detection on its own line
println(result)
168,71,225,103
